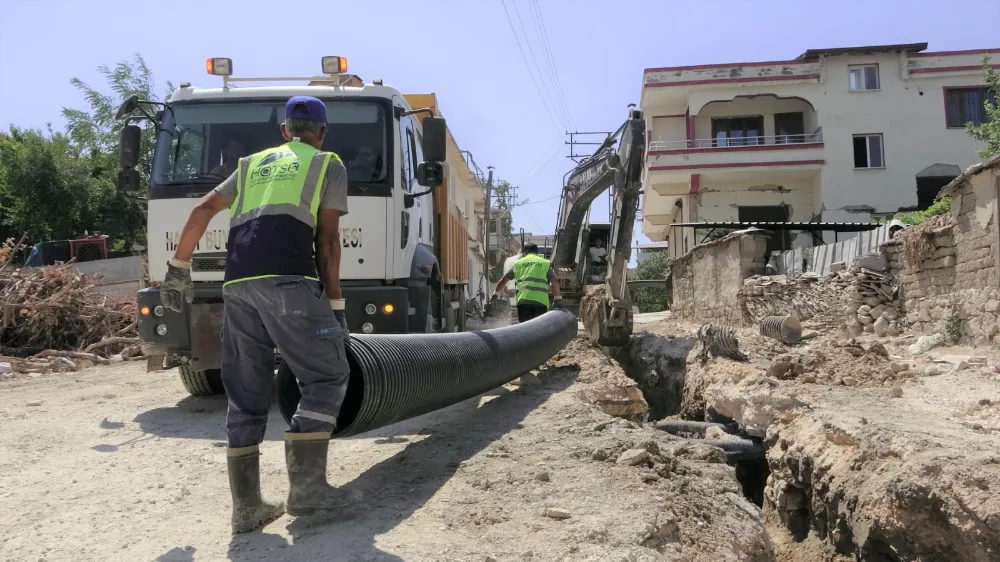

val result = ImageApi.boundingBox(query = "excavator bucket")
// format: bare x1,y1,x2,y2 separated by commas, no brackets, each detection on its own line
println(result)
580,286,633,347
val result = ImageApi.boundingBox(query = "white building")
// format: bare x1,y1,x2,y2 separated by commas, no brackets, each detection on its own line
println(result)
635,241,669,266
639,42,998,260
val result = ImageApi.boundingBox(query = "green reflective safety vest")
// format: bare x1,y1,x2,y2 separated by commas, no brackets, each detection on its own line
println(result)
512,253,552,307
223,142,342,285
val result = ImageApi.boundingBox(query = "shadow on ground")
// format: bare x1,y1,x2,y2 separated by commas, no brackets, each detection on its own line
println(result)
224,364,578,562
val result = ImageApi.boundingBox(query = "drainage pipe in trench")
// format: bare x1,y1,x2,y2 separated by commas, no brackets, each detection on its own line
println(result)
653,420,735,436
275,309,578,439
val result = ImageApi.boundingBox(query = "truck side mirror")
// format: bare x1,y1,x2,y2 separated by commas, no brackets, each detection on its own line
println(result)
119,124,142,169
117,168,141,193
421,116,447,162
115,95,140,121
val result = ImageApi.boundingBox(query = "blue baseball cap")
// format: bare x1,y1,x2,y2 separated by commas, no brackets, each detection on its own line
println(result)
285,96,327,123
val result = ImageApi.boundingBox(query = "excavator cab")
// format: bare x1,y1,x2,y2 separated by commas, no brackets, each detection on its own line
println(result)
584,224,611,284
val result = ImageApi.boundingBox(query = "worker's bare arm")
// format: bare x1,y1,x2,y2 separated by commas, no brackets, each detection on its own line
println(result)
494,271,514,294
173,191,230,262
316,209,343,300
548,269,561,298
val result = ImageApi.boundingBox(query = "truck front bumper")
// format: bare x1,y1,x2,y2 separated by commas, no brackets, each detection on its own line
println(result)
137,283,420,371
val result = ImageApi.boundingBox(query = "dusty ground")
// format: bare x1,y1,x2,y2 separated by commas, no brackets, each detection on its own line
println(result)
670,319,1000,562
0,333,770,562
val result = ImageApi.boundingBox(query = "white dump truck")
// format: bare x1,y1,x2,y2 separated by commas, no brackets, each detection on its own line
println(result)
115,56,479,395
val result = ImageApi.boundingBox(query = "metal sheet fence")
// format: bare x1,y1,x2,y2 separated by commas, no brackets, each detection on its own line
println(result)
775,221,902,276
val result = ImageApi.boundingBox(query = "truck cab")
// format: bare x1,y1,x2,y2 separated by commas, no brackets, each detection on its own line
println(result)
116,57,473,395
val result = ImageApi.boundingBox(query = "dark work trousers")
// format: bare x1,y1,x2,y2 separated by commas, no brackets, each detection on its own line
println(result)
516,302,549,323
221,276,350,448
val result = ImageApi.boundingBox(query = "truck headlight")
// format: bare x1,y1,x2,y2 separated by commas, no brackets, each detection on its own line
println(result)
153,305,165,317
364,303,377,315
361,322,374,334
155,324,168,336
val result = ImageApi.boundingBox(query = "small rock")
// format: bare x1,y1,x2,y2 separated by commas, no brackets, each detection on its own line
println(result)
953,360,969,372
864,296,882,307
800,330,820,340
544,507,572,520
890,386,903,398
923,365,943,377
535,471,550,482
844,346,865,357
641,473,661,483
591,449,610,461
842,376,858,387
616,449,649,466
768,361,794,379
485,556,498,562
802,374,817,384
517,373,541,386
873,316,890,337
591,420,611,432
867,342,889,358
890,361,909,373
26,401,42,407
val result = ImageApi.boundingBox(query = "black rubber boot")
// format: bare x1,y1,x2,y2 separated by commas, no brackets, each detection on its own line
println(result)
227,445,285,534
284,432,361,516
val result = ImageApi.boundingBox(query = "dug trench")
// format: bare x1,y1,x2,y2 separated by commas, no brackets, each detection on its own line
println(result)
605,330,772,509
662,324,1000,562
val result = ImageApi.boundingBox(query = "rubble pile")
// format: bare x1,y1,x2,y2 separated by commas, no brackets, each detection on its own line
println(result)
0,240,140,373
741,255,905,337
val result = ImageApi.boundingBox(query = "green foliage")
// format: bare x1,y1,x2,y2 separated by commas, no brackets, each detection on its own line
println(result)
894,197,952,225
632,250,670,313
0,54,169,253
966,54,1000,159
492,180,516,238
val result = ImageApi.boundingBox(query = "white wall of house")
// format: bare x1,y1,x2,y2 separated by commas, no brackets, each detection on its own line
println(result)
642,45,997,249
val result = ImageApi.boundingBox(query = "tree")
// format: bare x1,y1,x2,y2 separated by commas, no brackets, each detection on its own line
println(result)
967,54,1000,159
58,53,172,249
632,250,670,313
0,127,110,244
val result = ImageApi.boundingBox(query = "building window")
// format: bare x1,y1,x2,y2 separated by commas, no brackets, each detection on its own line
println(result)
774,112,806,144
711,116,764,147
848,65,879,91
853,134,884,169
945,87,996,128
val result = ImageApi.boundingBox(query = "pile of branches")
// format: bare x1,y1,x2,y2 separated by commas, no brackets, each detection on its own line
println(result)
1,237,141,372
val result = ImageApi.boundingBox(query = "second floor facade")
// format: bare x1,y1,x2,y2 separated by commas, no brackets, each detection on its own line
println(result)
640,42,997,243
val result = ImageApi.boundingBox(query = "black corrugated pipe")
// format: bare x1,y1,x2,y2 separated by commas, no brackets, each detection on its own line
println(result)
275,309,578,438
701,438,766,462
653,420,736,436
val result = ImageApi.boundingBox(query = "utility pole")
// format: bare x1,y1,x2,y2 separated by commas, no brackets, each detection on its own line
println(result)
484,167,494,283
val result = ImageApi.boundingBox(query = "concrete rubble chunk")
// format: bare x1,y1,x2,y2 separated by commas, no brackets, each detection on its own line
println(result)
857,254,888,272
909,333,945,355
890,386,904,398
616,449,650,466
543,507,572,520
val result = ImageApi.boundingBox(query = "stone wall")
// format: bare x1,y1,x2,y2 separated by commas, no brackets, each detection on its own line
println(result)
895,164,1000,344
670,231,768,325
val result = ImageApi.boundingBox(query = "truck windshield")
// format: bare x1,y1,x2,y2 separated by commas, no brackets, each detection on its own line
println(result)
151,99,389,196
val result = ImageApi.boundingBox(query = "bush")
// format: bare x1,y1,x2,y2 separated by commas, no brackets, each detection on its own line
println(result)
633,250,670,313
895,197,952,226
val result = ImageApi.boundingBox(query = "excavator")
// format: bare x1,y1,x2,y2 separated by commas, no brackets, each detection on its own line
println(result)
550,107,646,347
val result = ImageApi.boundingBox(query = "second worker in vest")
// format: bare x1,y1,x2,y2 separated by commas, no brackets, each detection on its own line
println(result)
159,96,356,534
493,243,562,322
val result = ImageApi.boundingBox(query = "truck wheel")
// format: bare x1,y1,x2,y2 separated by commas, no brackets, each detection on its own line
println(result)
179,365,225,396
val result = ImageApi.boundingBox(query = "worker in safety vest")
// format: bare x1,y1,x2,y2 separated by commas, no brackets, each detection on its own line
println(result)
159,96,357,533
492,243,562,323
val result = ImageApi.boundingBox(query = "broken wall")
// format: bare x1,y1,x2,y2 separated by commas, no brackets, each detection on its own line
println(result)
896,164,1000,344
670,231,768,325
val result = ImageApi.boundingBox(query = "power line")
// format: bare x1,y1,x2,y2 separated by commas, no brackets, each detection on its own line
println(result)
520,139,561,178
510,0,571,131
527,0,576,130
526,146,563,179
500,0,563,134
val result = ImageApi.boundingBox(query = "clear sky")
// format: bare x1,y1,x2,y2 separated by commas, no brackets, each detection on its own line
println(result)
2,0,999,250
